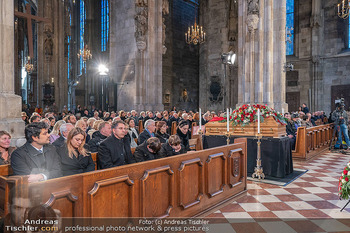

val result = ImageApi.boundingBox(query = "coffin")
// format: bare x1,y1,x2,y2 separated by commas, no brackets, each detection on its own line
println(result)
205,116,286,138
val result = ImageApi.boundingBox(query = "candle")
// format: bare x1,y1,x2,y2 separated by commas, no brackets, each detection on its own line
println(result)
227,108,229,132
199,108,202,130
282,108,284,114
257,109,260,134
230,108,232,115
338,3,340,13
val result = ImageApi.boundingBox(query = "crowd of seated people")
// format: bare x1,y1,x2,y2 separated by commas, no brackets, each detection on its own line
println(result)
284,103,330,150
2,105,220,182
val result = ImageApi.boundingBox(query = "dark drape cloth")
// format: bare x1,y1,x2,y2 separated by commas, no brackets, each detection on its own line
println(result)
203,135,293,178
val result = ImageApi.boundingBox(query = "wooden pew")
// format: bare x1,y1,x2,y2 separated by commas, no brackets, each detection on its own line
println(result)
0,175,25,217
293,123,333,160
91,149,137,170
138,120,144,133
171,121,177,135
18,140,247,218
0,164,12,177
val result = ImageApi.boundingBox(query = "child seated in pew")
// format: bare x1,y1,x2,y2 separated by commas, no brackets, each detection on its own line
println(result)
159,135,187,158
56,127,95,176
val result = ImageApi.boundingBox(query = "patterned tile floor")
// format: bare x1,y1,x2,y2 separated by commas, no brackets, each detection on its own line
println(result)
205,151,350,233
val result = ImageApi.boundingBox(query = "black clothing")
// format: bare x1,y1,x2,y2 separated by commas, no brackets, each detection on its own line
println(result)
88,131,108,152
176,128,191,151
155,132,169,144
134,141,161,162
155,116,163,122
52,136,65,147
138,130,153,145
98,134,136,169
159,143,187,158
302,107,309,114
11,142,62,179
57,145,95,176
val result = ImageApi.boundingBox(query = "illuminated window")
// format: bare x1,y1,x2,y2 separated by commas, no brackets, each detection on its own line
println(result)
79,0,86,74
101,0,109,52
286,0,294,55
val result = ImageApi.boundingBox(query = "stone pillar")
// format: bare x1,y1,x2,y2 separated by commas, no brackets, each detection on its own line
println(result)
310,0,323,112
110,0,164,112
0,0,25,143
237,0,288,112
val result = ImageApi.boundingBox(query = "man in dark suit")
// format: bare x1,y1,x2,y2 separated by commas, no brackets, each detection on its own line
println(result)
137,119,156,145
88,122,111,152
98,120,136,169
11,122,62,182
52,123,74,147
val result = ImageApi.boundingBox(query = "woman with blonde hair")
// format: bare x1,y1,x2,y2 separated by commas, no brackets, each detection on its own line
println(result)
57,127,94,176
87,119,104,139
49,120,66,143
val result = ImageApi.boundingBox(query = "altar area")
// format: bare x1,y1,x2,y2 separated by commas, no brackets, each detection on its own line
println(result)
202,104,293,178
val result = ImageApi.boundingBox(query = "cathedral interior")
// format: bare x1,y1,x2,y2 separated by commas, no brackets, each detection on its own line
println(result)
12,0,350,114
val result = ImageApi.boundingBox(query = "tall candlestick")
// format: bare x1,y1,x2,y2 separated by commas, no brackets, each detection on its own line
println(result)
282,108,284,115
227,108,229,132
199,108,202,130
257,109,260,134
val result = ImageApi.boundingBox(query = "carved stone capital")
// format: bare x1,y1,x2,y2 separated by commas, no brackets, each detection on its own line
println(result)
247,0,259,16
162,45,167,54
310,14,322,28
137,41,147,51
246,14,259,33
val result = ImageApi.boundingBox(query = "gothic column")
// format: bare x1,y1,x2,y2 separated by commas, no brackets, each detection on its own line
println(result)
238,0,287,112
0,0,25,142
310,0,323,112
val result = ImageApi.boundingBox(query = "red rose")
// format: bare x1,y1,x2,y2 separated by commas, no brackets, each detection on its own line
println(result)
346,177,349,182
345,170,348,175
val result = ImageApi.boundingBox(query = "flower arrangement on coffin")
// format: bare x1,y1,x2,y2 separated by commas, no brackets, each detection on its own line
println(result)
216,104,286,126
339,162,350,200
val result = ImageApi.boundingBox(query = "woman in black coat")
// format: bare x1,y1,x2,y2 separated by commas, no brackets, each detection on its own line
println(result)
159,135,187,158
155,121,169,144
57,127,95,176
176,120,191,151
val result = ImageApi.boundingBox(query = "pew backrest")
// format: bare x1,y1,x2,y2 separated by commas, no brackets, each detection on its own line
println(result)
25,140,247,218
171,121,177,135
0,164,12,177
138,120,144,133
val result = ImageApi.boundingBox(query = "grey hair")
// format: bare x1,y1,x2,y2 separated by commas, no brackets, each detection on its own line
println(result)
144,119,155,129
60,123,74,133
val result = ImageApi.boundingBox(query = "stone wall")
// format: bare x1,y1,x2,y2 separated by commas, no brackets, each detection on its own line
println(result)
162,0,200,112
286,0,350,114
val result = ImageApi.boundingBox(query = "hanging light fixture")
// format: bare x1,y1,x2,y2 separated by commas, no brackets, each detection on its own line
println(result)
77,44,92,61
25,56,34,73
185,18,205,45
338,0,350,19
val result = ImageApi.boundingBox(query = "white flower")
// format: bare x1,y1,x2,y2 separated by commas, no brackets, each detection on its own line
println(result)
342,173,344,176
342,179,346,184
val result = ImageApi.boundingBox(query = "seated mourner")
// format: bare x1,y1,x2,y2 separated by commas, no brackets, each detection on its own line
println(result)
88,121,111,152
52,123,74,147
159,135,187,158
155,121,169,144
0,131,16,165
137,119,156,145
176,120,191,151
134,137,162,162
11,122,62,182
98,120,136,169
57,127,95,176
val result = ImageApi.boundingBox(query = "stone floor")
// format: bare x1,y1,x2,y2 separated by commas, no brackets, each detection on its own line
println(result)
205,151,350,233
